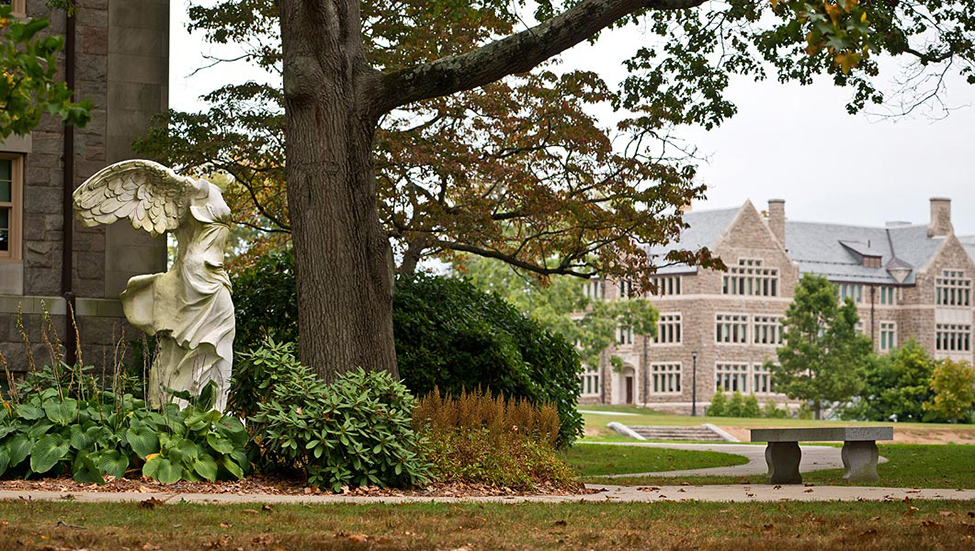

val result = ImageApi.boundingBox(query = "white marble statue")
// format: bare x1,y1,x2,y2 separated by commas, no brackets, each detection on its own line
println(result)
73,160,235,411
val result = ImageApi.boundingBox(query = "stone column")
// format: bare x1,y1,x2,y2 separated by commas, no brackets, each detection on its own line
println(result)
841,441,880,483
765,441,802,484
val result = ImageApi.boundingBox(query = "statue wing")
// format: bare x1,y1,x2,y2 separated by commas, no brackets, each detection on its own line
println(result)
73,160,199,237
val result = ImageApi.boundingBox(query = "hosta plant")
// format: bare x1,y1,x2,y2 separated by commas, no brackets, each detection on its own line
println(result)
0,364,248,484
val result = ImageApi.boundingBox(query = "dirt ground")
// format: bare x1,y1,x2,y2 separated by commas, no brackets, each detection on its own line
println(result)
720,425,975,444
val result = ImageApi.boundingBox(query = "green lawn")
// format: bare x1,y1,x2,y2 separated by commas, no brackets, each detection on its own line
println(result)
561,443,748,477
598,443,975,489
580,405,975,443
3,499,975,550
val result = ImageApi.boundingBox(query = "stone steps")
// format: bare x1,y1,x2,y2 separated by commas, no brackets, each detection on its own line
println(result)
626,425,729,442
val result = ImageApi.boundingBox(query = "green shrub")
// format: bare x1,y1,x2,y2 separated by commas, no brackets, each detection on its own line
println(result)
232,255,585,447
727,391,746,417
741,393,761,418
706,389,727,416
0,364,248,484
763,400,790,419
413,388,579,491
244,341,429,491
394,274,583,446
231,247,299,353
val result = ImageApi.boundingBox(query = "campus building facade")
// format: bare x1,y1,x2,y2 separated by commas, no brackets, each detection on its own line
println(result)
0,1,169,373
580,198,975,412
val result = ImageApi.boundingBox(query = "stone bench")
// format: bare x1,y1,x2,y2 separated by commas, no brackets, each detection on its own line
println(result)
750,427,893,484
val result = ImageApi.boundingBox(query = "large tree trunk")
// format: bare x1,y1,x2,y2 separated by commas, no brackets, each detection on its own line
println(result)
279,0,397,381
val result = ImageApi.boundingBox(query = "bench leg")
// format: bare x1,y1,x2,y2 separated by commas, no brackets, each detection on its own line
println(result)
765,442,802,484
842,441,880,483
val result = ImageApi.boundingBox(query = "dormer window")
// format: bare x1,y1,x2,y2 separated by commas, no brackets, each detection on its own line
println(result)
863,255,882,269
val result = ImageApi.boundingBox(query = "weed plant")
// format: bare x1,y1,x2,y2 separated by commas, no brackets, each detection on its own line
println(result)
413,388,580,491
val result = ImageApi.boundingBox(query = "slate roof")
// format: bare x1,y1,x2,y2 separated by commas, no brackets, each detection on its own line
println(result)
960,236,975,263
647,203,974,285
785,221,906,284
644,206,740,274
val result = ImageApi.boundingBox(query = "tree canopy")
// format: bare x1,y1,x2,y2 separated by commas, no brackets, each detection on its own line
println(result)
139,0,975,375
458,254,658,369
844,339,935,422
769,274,875,419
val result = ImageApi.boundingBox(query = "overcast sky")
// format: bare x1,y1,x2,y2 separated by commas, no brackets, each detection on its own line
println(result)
169,2,975,236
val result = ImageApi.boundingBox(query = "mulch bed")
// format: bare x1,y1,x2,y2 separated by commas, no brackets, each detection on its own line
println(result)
0,475,594,498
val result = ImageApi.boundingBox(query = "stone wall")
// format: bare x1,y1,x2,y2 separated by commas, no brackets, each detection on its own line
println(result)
0,1,169,375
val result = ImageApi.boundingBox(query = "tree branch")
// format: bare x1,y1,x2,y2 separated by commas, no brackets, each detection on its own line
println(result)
375,0,707,112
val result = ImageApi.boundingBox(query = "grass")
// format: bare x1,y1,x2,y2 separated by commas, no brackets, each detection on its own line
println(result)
580,405,975,443
597,444,975,489
561,442,748,476
2,499,974,550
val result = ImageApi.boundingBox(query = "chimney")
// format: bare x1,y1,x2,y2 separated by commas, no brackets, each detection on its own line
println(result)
928,197,953,237
768,199,786,247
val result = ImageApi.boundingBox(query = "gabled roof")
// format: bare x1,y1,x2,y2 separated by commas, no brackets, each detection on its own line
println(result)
646,203,974,284
644,206,740,274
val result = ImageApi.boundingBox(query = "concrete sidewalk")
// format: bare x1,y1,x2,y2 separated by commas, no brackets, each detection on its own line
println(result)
579,441,876,478
0,484,971,504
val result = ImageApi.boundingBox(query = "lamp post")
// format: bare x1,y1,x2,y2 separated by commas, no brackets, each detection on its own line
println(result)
691,350,698,417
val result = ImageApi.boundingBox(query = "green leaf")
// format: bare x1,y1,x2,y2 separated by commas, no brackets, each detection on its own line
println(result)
125,425,160,459
221,455,244,480
44,399,78,426
16,404,44,421
143,456,181,483
169,438,200,463
0,447,10,477
30,433,70,474
6,434,32,467
72,452,104,484
206,433,234,455
69,424,94,450
28,421,54,440
93,449,128,479
193,454,218,482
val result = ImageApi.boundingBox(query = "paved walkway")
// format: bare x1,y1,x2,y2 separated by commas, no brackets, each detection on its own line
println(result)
0,485,971,504
579,441,887,478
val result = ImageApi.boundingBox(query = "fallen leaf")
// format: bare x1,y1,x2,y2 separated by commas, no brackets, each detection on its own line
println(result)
921,520,941,529
242,509,259,515
262,504,273,512
906,507,920,516
763,524,774,531
554,520,567,527
140,498,163,510
860,529,878,537
804,489,814,493
940,511,954,517
219,523,232,529
773,485,782,490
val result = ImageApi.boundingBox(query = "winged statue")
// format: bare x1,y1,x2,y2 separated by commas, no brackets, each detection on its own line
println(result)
73,160,235,411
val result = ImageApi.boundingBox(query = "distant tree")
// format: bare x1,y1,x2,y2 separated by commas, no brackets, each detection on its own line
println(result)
770,274,874,419
845,339,935,422
457,254,658,370
924,360,975,423
0,5,91,139
706,388,727,417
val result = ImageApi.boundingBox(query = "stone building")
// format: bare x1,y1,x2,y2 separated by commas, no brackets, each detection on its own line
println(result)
581,198,975,412
0,1,169,374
